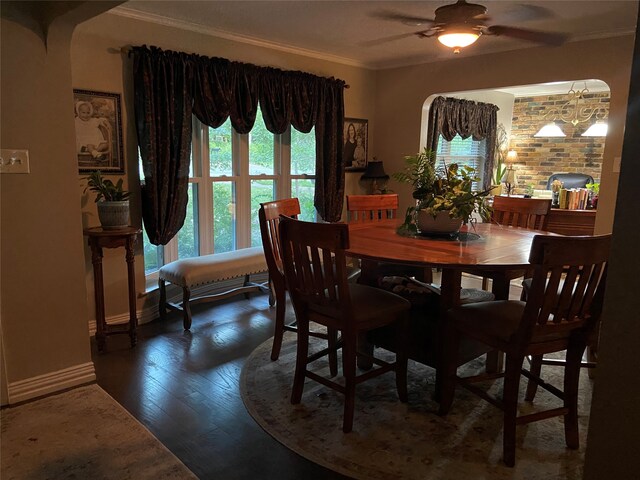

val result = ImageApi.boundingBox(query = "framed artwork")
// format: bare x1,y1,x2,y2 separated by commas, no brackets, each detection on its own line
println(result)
74,89,124,173
343,117,368,171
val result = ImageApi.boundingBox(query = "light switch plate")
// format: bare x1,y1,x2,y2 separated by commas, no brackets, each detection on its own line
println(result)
0,149,30,174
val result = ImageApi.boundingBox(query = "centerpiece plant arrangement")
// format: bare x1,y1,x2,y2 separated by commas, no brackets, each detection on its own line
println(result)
393,148,492,235
84,170,131,230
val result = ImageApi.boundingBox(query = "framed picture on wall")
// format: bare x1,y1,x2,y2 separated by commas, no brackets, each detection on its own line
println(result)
73,89,124,174
344,117,368,171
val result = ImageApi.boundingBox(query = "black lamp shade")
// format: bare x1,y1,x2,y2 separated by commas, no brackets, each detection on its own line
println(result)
361,161,389,180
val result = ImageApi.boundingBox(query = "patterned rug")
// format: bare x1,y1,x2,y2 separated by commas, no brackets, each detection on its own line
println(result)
1,384,196,480
241,332,591,480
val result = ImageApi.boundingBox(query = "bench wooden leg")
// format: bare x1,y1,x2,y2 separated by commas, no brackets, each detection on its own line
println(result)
182,287,192,330
158,279,167,321
243,274,251,299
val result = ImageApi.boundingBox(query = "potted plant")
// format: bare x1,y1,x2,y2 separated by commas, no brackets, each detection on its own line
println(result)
393,148,492,235
586,182,600,209
84,170,131,229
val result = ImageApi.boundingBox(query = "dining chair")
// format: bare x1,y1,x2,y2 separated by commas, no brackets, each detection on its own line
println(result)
346,194,432,283
476,196,553,292
278,215,411,433
259,199,300,361
438,233,610,467
259,199,336,369
491,196,552,230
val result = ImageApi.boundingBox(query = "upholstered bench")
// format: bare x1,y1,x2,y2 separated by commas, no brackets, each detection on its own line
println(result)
158,246,270,329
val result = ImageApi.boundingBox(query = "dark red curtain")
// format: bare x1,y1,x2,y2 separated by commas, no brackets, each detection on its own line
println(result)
426,96,499,190
133,46,346,246
133,47,194,246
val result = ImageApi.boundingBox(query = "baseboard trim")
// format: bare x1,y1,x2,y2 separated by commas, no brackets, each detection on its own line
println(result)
8,362,96,404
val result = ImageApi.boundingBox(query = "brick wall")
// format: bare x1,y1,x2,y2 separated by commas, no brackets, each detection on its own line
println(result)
510,92,608,190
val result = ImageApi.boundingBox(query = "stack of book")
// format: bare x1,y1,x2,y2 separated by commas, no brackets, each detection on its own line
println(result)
557,188,590,210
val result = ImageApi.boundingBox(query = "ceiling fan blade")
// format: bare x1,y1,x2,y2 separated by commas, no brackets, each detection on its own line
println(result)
371,10,435,27
486,25,569,46
491,4,555,23
360,30,431,47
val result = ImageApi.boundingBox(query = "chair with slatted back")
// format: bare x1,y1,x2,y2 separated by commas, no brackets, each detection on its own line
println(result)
346,194,432,284
279,215,411,433
492,196,552,231
439,234,610,466
259,199,336,370
475,196,553,292
346,194,399,223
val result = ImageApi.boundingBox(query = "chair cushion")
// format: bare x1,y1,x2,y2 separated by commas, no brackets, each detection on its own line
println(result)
349,283,411,328
447,300,525,344
380,276,495,308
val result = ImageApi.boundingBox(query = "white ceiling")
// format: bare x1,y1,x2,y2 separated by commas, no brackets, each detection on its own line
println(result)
114,1,638,70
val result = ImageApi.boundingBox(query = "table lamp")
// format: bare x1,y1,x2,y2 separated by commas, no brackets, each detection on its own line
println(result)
504,165,518,196
360,160,390,194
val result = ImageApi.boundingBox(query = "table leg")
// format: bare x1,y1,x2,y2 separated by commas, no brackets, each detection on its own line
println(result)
434,269,462,401
89,240,106,352
485,276,511,373
125,236,138,348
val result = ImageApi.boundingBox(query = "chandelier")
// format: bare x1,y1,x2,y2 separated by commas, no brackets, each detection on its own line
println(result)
534,82,608,137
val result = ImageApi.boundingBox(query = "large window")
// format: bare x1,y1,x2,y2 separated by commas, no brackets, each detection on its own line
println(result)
142,110,316,277
436,134,486,188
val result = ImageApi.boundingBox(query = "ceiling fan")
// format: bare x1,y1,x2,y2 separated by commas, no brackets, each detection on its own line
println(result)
374,0,569,54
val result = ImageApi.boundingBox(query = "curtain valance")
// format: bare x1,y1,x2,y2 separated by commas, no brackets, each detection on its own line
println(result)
426,96,499,190
132,45,346,245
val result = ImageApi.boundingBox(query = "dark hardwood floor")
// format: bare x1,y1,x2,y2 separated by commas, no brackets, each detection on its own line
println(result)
92,293,348,480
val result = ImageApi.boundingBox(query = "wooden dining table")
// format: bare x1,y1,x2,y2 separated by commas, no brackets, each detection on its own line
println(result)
345,219,556,395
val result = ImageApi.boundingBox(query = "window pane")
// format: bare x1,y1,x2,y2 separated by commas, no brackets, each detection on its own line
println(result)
291,178,316,221
291,126,315,175
437,134,486,189
210,119,233,177
177,184,199,259
142,228,162,275
250,179,275,247
249,109,275,175
213,181,236,253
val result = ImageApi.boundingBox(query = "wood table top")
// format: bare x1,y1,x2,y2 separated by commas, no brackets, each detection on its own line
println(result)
346,219,553,272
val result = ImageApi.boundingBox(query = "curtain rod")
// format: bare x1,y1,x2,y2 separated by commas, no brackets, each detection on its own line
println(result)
111,46,350,88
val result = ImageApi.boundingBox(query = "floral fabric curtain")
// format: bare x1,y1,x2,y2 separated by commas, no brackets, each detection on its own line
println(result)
426,96,499,190
132,46,346,246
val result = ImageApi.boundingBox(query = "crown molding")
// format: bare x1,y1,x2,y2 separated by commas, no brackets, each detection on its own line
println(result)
108,6,371,70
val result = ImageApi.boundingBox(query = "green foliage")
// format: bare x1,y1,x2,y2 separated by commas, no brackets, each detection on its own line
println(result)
84,170,130,202
586,182,600,196
525,184,535,197
393,148,492,231
493,123,508,185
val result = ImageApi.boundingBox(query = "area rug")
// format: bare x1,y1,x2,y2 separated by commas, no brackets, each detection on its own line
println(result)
1,384,197,480
241,332,591,480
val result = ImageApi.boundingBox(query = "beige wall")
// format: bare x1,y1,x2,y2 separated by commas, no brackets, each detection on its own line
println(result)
374,35,635,235
71,13,376,321
0,0,126,398
0,18,92,383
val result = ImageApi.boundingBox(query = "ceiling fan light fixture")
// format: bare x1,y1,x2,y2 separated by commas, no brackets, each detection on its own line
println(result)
437,30,480,49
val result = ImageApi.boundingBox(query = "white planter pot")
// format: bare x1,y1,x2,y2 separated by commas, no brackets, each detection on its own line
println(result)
417,210,463,235
97,200,130,230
